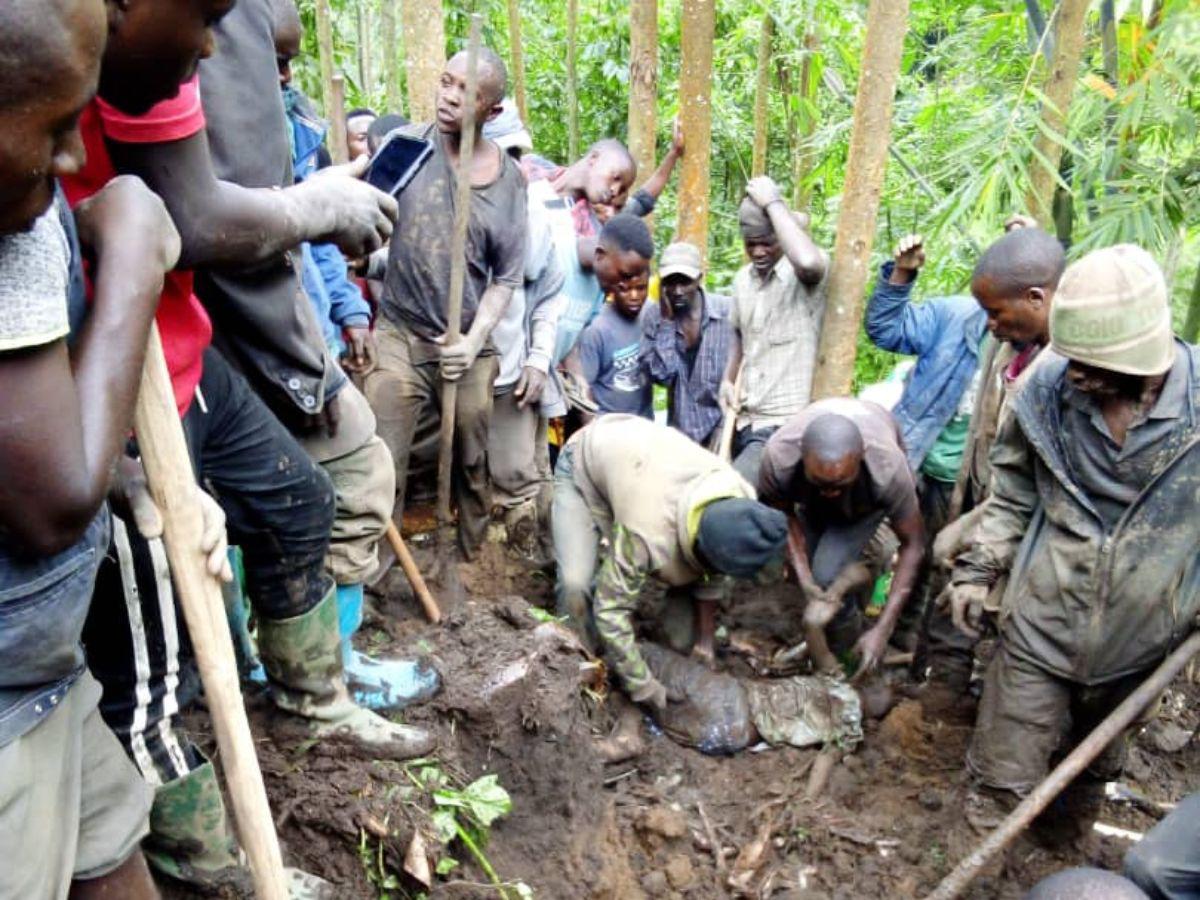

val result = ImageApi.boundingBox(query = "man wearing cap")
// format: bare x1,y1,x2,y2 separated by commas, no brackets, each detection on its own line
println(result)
720,175,829,484
640,242,733,446
944,245,1200,828
552,415,788,707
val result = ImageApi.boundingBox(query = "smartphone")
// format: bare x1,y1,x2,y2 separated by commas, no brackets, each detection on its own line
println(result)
364,133,434,197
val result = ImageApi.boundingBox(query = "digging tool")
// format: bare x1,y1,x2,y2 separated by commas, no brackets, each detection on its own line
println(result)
384,521,442,623
433,14,483,600
925,630,1200,900
717,363,745,462
133,324,288,900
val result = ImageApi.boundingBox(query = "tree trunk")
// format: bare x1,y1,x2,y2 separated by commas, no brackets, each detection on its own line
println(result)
791,31,818,210
329,73,349,164
1183,263,1200,345
751,12,773,177
1023,0,1090,226
356,1,370,102
507,0,528,122
678,0,716,253
314,0,338,119
567,0,580,160
381,0,401,115
628,0,658,185
402,0,445,124
810,0,910,400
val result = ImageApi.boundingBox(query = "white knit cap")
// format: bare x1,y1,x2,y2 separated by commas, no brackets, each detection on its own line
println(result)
1050,244,1174,376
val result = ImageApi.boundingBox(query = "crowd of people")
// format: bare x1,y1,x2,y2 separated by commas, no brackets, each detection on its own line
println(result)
1,0,1197,898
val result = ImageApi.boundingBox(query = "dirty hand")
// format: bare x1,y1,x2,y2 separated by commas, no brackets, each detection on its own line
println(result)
745,175,784,210
514,366,547,409
436,333,482,382
670,117,686,157
853,623,890,680
1004,213,1038,233
938,582,990,639
297,155,398,258
718,378,740,413
803,596,839,629
893,234,926,274
342,326,377,375
302,394,341,439
630,678,682,712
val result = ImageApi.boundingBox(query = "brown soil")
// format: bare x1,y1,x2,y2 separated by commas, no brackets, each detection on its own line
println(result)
167,540,1200,899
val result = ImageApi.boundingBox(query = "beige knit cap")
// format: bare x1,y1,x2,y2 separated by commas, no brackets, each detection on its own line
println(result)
1050,244,1174,376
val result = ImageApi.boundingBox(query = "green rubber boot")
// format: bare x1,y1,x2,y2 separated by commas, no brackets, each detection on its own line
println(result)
144,761,334,898
257,586,435,759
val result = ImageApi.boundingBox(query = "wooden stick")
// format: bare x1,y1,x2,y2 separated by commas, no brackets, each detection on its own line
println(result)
329,72,350,165
435,15,483,530
385,522,442,623
925,630,1200,900
134,325,288,900
717,363,744,462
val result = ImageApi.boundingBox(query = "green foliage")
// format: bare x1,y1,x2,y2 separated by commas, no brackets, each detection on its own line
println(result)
296,0,1198,385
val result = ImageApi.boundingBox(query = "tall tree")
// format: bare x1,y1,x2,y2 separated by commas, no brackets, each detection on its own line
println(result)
627,0,658,185
811,0,911,399
678,0,716,252
402,0,446,123
1024,0,1091,225
567,0,581,160
506,0,528,122
751,11,773,177
356,0,372,104
314,0,339,120
1184,264,1200,345
791,32,818,210
381,0,401,114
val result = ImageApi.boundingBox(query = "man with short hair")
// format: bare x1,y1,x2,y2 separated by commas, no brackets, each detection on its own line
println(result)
345,106,377,160
640,241,733,446
573,214,654,419
364,47,527,557
945,245,1199,831
721,175,829,484
758,399,926,676
0,1,181,895
553,416,788,707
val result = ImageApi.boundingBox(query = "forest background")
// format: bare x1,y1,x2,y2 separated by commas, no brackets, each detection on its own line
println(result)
292,0,1198,388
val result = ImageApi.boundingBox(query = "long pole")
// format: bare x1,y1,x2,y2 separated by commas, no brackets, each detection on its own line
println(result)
926,631,1200,900
134,326,288,900
435,16,482,531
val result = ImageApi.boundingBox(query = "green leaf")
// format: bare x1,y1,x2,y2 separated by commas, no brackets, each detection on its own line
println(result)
460,775,514,829
435,857,460,876
431,809,459,844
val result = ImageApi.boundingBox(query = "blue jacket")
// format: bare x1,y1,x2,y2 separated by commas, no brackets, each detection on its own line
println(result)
865,262,987,471
285,89,371,354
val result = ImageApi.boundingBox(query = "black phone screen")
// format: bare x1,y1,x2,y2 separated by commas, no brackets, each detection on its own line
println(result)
364,134,434,197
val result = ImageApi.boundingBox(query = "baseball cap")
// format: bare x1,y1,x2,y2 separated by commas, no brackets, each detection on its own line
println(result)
660,242,703,280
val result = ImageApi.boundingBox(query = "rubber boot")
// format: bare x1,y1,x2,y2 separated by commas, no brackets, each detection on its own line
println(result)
144,760,334,898
257,585,435,758
222,546,266,685
336,583,440,712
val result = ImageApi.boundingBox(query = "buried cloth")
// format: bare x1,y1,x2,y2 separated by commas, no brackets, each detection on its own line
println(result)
640,644,863,755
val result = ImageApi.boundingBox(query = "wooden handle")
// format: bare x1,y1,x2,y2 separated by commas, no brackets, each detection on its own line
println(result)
718,362,745,463
385,522,442,624
133,325,288,900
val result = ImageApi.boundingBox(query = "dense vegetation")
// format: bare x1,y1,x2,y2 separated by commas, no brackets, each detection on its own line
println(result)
294,0,1199,386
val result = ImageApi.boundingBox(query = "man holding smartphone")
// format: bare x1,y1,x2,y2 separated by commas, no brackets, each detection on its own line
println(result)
364,48,528,559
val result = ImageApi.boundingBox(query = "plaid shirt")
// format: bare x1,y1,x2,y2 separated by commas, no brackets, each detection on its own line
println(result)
731,255,829,431
640,290,733,445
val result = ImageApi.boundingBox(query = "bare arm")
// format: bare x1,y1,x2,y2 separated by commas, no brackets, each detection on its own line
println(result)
875,509,926,636
635,119,685,205
438,284,515,382
107,133,396,270
745,176,826,286
0,179,176,554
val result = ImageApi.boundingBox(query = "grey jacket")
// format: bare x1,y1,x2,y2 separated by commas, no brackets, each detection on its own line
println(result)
954,341,1200,684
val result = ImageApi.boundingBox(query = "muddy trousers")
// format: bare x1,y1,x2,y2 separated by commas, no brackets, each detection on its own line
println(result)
488,388,552,554
364,319,497,557
731,425,778,487
84,348,335,787
1125,791,1200,900
968,643,1146,795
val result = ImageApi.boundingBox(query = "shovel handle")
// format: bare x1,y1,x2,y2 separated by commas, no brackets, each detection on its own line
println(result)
386,522,442,624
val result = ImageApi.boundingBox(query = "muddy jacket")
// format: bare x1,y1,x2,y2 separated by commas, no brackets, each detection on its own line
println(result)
953,342,1200,684
568,415,755,696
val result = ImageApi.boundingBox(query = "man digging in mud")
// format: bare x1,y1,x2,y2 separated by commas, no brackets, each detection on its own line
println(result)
552,414,788,714
944,245,1200,835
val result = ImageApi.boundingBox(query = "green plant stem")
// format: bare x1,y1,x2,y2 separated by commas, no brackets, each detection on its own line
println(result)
456,823,510,900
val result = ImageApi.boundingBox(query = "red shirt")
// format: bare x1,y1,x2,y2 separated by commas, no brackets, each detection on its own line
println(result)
60,79,213,417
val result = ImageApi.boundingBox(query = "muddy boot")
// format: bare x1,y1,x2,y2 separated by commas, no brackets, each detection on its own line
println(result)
258,586,435,759
145,761,334,898
336,583,440,712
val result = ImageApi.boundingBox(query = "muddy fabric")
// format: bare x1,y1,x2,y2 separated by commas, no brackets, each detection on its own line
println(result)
318,431,396,585
747,677,862,749
143,760,244,888
364,316,497,556
954,342,1200,685
968,643,1144,795
381,124,527,341
758,398,919,527
0,671,152,898
488,389,552,512
1125,791,1200,900
642,644,755,755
